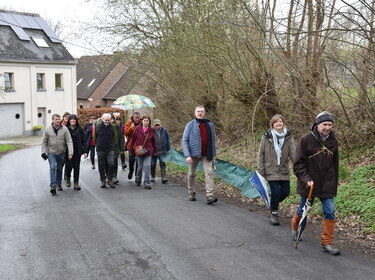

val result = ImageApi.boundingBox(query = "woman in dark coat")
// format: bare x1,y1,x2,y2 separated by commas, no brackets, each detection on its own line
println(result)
128,115,157,189
292,111,340,255
66,114,87,190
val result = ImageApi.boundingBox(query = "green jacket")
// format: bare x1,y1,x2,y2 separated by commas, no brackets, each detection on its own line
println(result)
113,125,125,154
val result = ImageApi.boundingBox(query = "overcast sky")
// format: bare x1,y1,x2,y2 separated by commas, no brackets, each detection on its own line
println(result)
1,0,104,58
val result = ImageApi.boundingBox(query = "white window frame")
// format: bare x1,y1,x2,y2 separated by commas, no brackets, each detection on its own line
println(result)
55,73,63,90
4,72,15,92
36,73,46,91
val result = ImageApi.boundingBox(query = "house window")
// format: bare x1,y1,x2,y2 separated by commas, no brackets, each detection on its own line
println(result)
37,73,45,90
32,37,49,48
87,79,96,87
55,73,63,90
4,72,15,91
76,78,83,86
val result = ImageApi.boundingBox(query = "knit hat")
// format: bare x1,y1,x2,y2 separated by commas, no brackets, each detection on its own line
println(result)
154,119,161,126
316,111,334,125
68,114,78,120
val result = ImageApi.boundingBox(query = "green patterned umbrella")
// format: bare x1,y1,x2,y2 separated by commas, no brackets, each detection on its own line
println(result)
111,94,156,111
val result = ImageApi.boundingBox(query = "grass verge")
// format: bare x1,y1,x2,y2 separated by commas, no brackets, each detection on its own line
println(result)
0,144,19,153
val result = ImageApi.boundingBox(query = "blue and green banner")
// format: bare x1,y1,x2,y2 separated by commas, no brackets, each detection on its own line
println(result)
165,149,259,198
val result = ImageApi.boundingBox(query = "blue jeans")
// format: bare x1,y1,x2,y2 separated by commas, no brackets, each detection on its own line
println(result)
136,156,151,186
297,196,335,220
268,180,290,211
48,153,65,187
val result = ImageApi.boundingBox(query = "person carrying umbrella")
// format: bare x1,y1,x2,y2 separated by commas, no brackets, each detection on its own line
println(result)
257,114,295,225
292,111,340,255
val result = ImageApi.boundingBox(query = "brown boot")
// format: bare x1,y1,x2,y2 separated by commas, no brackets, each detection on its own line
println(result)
321,219,340,255
291,213,302,241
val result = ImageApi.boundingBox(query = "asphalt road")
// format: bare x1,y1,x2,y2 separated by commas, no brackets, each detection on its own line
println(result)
0,145,374,280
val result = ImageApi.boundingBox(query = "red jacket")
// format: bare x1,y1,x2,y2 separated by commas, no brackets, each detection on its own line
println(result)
128,126,157,156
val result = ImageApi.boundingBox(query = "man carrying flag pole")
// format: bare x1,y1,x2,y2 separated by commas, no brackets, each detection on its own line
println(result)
292,111,340,255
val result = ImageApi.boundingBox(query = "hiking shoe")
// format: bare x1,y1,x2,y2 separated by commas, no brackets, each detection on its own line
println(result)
91,165,95,169
50,186,57,195
101,181,106,188
57,186,63,191
66,180,71,187
206,197,218,204
162,179,168,184
150,177,155,182
270,212,280,226
122,163,127,170
144,185,152,189
322,244,340,255
74,183,81,191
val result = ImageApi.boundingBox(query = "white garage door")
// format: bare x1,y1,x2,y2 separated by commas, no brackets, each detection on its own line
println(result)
0,103,24,137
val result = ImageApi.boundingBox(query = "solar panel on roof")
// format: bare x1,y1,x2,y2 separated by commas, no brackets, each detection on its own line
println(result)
1,12,17,25
11,25,30,41
12,14,32,28
0,12,62,43
23,15,41,29
34,17,61,43
0,13,7,26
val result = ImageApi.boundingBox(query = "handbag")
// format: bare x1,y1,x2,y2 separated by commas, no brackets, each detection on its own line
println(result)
134,131,149,156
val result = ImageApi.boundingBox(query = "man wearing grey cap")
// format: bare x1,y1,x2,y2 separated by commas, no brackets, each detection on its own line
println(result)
292,111,340,255
151,119,170,184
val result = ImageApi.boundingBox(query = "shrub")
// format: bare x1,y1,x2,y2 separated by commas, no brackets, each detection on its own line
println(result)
32,125,43,131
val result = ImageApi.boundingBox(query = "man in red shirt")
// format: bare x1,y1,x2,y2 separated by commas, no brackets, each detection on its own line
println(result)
182,106,218,204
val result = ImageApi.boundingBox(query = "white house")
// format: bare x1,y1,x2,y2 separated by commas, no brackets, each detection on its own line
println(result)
0,10,77,137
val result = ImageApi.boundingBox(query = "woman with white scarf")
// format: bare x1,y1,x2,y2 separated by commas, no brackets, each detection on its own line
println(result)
257,115,296,225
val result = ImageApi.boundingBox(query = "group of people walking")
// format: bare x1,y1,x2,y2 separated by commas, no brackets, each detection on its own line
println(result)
41,112,171,190
41,106,340,255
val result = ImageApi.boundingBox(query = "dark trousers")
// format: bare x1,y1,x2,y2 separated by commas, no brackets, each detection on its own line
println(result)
120,153,125,165
97,150,115,182
88,145,95,165
111,151,120,179
268,180,290,212
151,155,166,178
128,153,138,178
66,154,81,183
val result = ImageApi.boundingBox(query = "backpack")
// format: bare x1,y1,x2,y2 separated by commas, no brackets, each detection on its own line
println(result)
93,119,118,144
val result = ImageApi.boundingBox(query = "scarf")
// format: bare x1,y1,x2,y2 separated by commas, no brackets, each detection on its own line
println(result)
271,127,287,165
195,118,213,161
